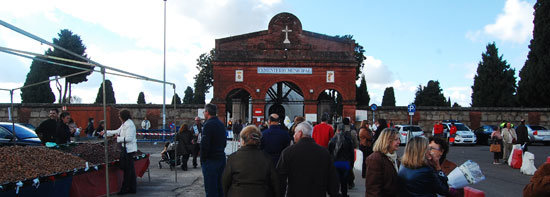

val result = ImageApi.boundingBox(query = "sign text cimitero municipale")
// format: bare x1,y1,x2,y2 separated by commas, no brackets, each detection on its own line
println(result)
257,67,312,74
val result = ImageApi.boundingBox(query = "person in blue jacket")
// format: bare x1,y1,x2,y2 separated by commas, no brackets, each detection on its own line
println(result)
398,136,449,197
200,103,227,197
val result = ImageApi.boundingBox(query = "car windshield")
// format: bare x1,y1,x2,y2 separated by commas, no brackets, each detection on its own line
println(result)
0,124,38,139
529,125,547,130
454,124,470,131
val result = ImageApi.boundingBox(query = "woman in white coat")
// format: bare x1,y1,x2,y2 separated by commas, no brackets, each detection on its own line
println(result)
100,109,138,194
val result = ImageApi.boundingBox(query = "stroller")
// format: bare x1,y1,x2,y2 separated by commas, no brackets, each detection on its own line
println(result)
158,142,182,170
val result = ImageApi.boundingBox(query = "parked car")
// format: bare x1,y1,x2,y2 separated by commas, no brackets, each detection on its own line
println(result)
0,122,42,146
395,125,425,145
473,125,498,145
523,125,550,145
18,123,36,130
432,121,477,145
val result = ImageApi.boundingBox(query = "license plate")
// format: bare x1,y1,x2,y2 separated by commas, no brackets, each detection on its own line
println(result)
538,131,550,135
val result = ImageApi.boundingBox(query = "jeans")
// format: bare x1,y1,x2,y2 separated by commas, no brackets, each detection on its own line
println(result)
334,161,350,196
202,158,226,197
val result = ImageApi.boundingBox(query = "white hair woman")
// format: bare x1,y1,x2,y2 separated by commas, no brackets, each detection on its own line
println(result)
398,136,449,196
222,125,281,197
364,128,401,197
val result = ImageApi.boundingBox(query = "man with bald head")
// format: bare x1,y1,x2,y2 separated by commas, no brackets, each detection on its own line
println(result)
191,116,203,168
260,113,292,166
277,122,339,196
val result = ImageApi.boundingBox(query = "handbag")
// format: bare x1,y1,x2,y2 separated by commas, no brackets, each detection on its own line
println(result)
490,143,501,152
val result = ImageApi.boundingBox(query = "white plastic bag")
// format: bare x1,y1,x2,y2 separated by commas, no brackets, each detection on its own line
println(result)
508,144,522,166
520,152,537,175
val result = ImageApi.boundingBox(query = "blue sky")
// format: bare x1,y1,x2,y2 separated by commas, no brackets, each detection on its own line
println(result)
0,0,535,106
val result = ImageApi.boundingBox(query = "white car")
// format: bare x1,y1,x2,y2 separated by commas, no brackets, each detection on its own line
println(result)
439,122,477,145
395,125,425,145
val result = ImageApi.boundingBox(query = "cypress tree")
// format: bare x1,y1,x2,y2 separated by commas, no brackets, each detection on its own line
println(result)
94,80,116,104
518,0,550,107
471,43,516,107
183,86,194,104
171,93,182,105
356,74,370,106
137,92,146,104
381,87,396,106
414,80,447,106
21,61,56,103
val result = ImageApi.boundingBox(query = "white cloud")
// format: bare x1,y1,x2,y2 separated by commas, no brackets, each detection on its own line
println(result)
471,0,534,43
444,86,472,107
363,56,394,84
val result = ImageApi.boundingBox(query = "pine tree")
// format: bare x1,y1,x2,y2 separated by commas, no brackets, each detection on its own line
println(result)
414,80,447,106
471,43,516,107
171,93,182,105
94,80,116,104
183,86,194,104
356,75,370,106
21,61,56,103
381,87,396,106
518,0,550,107
193,49,215,104
452,102,462,108
137,92,146,104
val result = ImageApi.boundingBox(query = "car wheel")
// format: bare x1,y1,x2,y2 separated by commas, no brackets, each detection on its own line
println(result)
544,142,550,146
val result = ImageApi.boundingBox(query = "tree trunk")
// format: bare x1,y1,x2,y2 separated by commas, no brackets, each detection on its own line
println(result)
56,78,63,104
68,83,72,103
62,80,68,103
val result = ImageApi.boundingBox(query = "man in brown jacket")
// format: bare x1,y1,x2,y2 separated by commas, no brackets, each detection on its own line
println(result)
523,163,550,197
276,122,339,197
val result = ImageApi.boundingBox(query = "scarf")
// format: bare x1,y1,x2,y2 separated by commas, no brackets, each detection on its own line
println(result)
385,152,398,172
333,132,345,158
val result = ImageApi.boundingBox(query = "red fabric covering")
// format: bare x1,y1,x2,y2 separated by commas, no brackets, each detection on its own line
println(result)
464,187,485,197
312,122,334,148
434,124,444,134
70,166,124,197
546,156,550,164
511,149,523,169
134,155,150,177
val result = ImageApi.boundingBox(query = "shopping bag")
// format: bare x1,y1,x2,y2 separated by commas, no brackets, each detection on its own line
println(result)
489,144,501,152
520,152,537,175
510,149,523,169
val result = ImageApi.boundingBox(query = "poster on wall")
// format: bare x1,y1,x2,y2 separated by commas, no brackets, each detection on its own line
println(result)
235,70,244,82
198,108,205,119
355,110,368,121
305,113,317,123
326,71,334,83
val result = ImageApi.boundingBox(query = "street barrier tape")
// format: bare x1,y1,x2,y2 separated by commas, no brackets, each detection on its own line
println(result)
136,132,175,136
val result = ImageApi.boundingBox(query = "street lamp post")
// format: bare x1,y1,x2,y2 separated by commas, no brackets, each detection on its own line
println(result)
162,0,167,135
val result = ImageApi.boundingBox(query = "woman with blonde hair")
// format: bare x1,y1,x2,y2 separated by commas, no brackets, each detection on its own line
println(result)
364,128,401,197
222,125,281,197
398,136,449,196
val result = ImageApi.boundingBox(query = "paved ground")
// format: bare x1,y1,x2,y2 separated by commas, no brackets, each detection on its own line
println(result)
120,141,548,196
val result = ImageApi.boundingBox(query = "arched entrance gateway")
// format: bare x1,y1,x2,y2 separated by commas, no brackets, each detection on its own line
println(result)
212,12,357,125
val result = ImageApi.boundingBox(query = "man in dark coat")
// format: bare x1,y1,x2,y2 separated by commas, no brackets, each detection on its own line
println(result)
35,109,59,144
373,119,387,143
191,116,203,168
277,122,339,197
200,104,227,197
261,114,291,166
516,119,529,152
232,119,243,141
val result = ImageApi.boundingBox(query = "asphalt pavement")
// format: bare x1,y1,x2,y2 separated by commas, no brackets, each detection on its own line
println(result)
122,141,547,197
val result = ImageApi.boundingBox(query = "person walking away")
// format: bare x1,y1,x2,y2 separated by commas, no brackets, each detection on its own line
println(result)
100,109,138,194
312,113,335,148
232,119,243,141
176,124,193,171
516,119,529,152
35,109,59,144
222,125,281,197
328,124,355,197
502,122,517,164
429,137,463,196
200,104,227,197
342,117,358,189
289,116,305,144
398,136,449,196
141,116,151,130
491,127,503,164
85,118,94,137
191,117,203,168
365,128,401,197
358,120,374,178
373,119,388,143
55,112,76,144
449,122,457,144
523,163,550,197
276,122,339,196
260,114,291,166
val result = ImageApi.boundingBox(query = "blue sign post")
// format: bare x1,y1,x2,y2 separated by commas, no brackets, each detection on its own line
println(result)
370,104,378,124
407,104,416,143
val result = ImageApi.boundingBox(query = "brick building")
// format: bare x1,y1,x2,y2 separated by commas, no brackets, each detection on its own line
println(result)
212,12,358,125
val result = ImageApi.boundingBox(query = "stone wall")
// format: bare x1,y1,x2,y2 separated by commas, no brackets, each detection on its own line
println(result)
1,104,549,132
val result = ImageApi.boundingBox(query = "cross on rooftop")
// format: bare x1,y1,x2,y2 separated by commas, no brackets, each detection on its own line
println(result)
282,25,292,44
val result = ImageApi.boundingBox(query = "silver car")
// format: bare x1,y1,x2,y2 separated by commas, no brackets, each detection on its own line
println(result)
525,125,550,145
431,122,477,145
395,125,425,145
